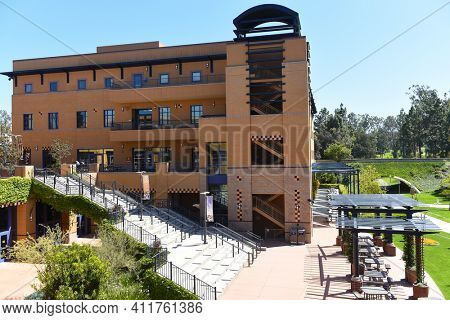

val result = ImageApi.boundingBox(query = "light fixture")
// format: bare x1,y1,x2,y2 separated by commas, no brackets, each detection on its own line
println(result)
212,100,216,108
35,145,38,151
121,107,125,112
175,64,179,70
205,63,209,68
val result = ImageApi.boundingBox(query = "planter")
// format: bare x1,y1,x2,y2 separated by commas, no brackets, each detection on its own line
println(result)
405,268,417,285
351,276,362,292
413,283,429,300
336,236,342,246
383,242,396,256
373,235,383,247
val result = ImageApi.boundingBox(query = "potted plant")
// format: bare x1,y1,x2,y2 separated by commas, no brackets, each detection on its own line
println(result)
413,237,429,299
402,235,416,284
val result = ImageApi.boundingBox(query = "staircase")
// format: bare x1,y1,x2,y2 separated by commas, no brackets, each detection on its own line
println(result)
252,139,283,160
252,196,285,229
34,169,260,299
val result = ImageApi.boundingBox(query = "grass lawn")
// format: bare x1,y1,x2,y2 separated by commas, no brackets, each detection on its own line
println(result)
394,232,450,299
349,161,447,192
418,207,450,223
404,192,449,205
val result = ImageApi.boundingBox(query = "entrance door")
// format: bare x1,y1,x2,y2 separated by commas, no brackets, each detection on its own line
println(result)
0,208,11,262
133,109,153,129
42,150,55,168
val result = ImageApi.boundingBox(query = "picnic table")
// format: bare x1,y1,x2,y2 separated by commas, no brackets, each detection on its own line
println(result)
364,270,385,278
364,258,384,270
360,286,389,300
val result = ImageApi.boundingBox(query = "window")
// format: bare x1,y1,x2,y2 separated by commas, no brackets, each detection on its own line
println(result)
190,105,203,124
103,109,115,128
104,77,113,88
160,74,169,85
207,142,227,174
133,74,143,88
77,111,87,128
48,112,58,130
159,107,170,125
49,81,58,92
77,79,87,90
192,72,201,82
24,84,33,94
23,114,33,131
133,109,152,129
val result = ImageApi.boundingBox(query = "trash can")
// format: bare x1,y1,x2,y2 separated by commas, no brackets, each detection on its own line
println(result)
289,225,305,245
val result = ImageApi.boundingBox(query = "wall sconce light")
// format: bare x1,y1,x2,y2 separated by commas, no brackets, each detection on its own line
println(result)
121,144,125,151
121,107,125,112
205,63,209,68
212,101,216,108
175,64,179,70
35,145,39,151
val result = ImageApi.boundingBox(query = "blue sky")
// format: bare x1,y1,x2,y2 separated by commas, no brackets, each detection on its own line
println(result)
0,0,449,116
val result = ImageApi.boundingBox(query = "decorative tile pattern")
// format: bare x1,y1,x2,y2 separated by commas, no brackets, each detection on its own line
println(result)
236,189,243,221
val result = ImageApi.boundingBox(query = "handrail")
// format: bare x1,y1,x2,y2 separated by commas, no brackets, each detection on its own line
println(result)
34,171,218,299
111,120,198,131
151,249,217,300
111,74,225,90
213,222,260,253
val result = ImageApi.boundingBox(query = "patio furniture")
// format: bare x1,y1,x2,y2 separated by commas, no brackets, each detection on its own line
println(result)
385,263,391,275
360,286,389,300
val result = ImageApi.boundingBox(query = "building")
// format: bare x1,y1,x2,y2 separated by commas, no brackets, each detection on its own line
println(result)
2,4,316,242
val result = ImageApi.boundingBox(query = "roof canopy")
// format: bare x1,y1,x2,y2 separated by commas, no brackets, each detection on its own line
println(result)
329,194,419,209
312,161,357,173
233,4,301,40
336,216,440,234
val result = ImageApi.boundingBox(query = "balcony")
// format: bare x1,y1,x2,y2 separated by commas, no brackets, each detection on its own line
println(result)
111,74,225,90
111,120,198,131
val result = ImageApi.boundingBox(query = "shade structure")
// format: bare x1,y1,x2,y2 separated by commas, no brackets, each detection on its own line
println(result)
336,216,441,234
312,161,357,173
329,194,419,209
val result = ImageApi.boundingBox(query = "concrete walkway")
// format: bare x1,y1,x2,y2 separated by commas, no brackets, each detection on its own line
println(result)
220,243,307,299
0,263,40,299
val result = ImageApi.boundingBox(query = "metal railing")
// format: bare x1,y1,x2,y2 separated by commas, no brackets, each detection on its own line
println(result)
34,168,220,300
152,249,217,300
111,74,225,90
252,196,285,225
212,222,262,256
111,120,198,131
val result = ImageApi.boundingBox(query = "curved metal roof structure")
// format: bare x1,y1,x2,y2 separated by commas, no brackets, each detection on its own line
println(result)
233,4,301,40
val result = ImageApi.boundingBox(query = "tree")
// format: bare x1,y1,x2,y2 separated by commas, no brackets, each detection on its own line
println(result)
37,244,110,300
49,138,73,170
0,110,21,175
323,143,352,161
359,165,385,194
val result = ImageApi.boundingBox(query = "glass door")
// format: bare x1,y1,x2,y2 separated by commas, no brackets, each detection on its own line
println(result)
133,109,153,129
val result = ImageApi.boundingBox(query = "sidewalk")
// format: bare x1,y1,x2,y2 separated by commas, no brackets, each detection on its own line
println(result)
0,263,40,299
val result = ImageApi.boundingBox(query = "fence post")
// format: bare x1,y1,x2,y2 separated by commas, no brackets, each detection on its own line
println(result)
193,275,197,295
103,185,106,203
232,244,235,257
53,175,56,189
214,287,217,300
248,252,251,266
140,226,143,242
215,233,218,248
169,262,173,280
43,170,46,183
66,176,69,194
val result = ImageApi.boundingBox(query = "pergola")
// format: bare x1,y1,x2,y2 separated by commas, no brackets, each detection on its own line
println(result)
312,161,360,194
329,194,441,281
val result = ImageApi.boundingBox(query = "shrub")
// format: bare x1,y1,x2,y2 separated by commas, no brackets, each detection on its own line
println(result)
324,143,352,162
359,165,385,194
142,270,199,300
402,234,415,270
9,225,67,264
37,244,110,300
99,274,147,300
0,177,31,206
31,179,108,223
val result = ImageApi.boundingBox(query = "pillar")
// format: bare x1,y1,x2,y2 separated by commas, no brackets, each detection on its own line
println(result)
61,211,78,243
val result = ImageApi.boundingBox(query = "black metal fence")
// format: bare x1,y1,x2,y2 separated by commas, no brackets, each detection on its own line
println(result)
152,249,217,300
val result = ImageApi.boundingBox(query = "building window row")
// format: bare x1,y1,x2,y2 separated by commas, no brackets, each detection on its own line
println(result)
23,72,204,93
23,109,115,130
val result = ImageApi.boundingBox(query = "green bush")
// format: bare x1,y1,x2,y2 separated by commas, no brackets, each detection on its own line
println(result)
0,177,31,205
402,234,415,270
31,179,108,223
312,179,320,199
38,244,110,300
142,270,199,300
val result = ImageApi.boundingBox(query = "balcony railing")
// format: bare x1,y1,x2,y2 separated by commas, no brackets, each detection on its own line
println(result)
111,74,225,90
111,120,198,131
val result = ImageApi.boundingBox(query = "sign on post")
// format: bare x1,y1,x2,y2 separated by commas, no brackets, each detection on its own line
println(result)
206,195,214,222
